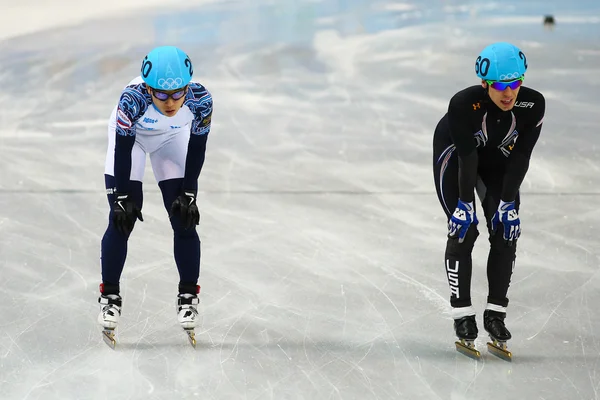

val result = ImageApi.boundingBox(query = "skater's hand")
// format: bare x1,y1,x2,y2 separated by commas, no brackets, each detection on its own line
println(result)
112,194,143,236
448,199,478,243
170,191,200,230
491,200,520,244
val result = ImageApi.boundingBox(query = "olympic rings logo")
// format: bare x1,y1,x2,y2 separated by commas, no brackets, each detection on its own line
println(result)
158,78,184,90
498,72,521,80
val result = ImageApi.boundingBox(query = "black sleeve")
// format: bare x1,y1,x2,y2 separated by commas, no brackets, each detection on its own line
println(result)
114,134,136,193
182,133,208,192
112,86,147,194
448,95,478,203
182,94,212,192
458,152,478,203
501,94,545,201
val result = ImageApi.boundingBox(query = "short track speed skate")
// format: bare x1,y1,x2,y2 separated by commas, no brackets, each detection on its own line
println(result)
484,310,512,361
454,315,481,359
177,289,200,348
98,290,122,349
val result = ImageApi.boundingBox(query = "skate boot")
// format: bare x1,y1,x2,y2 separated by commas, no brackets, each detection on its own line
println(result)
98,293,122,349
177,288,200,347
98,294,122,328
454,315,481,359
177,293,199,329
484,309,512,361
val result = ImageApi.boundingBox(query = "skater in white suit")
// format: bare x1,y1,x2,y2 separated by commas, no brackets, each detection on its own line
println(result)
98,46,213,342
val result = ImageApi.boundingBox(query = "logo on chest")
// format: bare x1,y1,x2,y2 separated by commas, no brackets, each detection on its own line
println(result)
473,111,519,157
473,129,519,156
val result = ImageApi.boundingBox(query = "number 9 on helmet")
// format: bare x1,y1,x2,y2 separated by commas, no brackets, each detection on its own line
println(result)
475,42,527,81
141,46,194,90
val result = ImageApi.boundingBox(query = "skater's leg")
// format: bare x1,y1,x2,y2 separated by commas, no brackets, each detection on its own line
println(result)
159,178,201,332
98,176,142,334
479,183,520,310
158,178,201,292
477,179,516,349
100,175,143,289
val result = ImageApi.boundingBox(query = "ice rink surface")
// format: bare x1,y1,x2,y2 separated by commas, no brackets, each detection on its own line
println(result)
0,0,599,399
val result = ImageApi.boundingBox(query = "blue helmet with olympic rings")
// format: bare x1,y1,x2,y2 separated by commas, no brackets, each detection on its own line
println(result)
475,42,527,81
141,46,193,90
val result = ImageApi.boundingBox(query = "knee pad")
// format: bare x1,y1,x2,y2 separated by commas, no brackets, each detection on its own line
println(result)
169,215,199,236
173,225,199,239
446,226,479,259
489,230,517,257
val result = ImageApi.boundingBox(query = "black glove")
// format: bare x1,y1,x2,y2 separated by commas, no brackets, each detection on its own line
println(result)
112,194,143,236
170,191,200,230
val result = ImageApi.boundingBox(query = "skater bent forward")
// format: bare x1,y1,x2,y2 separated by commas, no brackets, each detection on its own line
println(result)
432,42,545,356
97,45,213,346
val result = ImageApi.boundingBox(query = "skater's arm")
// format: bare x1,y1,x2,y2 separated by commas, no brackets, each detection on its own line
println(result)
448,97,478,203
182,134,209,192
114,135,135,194
457,153,478,203
183,86,213,192
114,86,147,193
501,94,545,201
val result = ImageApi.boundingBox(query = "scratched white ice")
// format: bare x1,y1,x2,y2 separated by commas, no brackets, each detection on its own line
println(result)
0,0,599,399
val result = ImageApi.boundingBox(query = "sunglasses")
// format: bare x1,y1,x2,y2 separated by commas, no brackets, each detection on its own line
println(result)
151,87,188,101
486,77,524,91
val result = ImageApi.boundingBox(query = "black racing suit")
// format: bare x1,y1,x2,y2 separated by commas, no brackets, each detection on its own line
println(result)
433,85,545,310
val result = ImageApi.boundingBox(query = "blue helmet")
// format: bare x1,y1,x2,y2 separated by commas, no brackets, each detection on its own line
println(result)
141,46,193,90
475,42,527,81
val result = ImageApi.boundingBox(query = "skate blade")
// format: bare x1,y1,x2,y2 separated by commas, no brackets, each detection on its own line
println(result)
487,340,512,361
455,339,481,360
102,329,116,349
184,328,196,348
